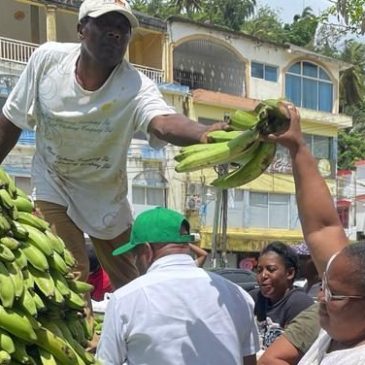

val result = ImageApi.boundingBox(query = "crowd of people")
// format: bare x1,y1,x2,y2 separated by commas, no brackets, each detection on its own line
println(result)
1,0,364,364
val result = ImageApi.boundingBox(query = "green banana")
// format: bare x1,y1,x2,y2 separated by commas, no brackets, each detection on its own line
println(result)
0,214,11,234
16,212,50,232
50,269,71,298
0,168,17,199
15,289,37,318
33,326,79,365
29,289,46,313
63,248,77,268
43,230,65,255
20,224,53,257
15,187,29,200
37,318,65,338
10,221,29,240
67,280,94,294
13,249,28,270
0,306,37,343
0,328,15,354
211,142,276,188
49,286,65,306
0,261,15,308
11,338,36,364
174,143,211,162
5,261,24,299
48,251,69,276
229,109,258,130
53,319,94,365
0,237,21,251
78,315,94,342
28,266,55,299
0,350,10,364
66,316,87,346
12,196,33,214
0,189,15,211
21,240,50,272
38,348,58,365
0,244,15,262
175,128,259,172
22,269,35,290
64,289,86,311
206,130,243,143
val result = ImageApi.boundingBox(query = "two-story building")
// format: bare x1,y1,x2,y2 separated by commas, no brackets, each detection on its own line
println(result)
0,0,352,267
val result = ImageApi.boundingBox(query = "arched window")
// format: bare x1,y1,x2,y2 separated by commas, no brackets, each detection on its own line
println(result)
173,39,245,96
132,170,168,206
285,61,333,112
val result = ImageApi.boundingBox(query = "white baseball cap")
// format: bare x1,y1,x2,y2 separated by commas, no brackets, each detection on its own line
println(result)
79,0,139,28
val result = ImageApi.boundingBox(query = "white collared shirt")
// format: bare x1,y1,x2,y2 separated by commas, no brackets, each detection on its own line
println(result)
97,254,260,365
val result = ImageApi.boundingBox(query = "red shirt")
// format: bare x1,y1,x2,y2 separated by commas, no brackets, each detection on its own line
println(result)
88,267,113,301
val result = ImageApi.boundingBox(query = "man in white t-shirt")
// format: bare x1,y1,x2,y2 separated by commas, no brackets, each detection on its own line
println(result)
0,0,226,298
97,207,260,365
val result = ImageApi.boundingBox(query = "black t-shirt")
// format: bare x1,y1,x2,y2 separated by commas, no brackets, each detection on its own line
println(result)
250,288,314,348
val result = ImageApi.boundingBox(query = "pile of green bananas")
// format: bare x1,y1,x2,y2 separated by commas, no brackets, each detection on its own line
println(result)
174,99,290,189
0,168,101,364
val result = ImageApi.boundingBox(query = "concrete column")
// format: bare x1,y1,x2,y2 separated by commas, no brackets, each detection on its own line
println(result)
163,34,173,83
46,5,57,42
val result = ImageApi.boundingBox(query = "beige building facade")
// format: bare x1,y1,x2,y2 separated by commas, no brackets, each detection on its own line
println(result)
0,0,352,266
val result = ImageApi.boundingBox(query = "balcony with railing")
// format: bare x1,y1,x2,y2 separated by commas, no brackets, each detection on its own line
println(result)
0,37,165,83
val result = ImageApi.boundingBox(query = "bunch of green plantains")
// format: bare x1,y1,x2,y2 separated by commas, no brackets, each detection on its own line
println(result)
0,168,101,365
174,99,291,189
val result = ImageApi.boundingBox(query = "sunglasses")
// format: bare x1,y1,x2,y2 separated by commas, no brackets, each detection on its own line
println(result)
321,271,365,302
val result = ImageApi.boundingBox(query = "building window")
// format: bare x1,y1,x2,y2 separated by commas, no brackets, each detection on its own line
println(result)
248,192,290,229
173,39,245,96
251,62,278,82
132,170,167,206
304,134,333,160
285,61,333,112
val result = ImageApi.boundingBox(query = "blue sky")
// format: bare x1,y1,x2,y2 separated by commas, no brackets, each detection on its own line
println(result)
258,0,330,23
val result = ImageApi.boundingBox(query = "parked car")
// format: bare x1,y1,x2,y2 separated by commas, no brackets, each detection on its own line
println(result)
209,268,258,293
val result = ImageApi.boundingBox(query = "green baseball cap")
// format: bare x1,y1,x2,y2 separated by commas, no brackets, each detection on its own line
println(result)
112,207,194,256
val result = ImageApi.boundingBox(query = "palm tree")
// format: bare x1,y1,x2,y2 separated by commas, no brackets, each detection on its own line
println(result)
173,0,203,15
339,40,365,109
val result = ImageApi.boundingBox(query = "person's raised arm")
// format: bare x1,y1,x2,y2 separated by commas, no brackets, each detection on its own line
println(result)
188,243,208,267
265,103,348,275
0,112,22,163
148,114,227,146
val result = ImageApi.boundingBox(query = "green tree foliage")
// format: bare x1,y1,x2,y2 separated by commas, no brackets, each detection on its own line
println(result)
326,0,365,34
338,40,365,110
337,128,365,169
283,7,319,47
241,6,286,42
131,0,257,31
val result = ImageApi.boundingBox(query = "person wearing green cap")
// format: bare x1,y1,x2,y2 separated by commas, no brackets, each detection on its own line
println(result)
96,207,260,365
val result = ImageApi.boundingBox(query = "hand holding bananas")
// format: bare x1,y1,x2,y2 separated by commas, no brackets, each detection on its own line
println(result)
174,99,291,189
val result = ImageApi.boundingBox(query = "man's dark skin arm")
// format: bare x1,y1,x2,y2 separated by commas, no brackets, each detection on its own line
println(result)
148,114,227,146
0,113,22,163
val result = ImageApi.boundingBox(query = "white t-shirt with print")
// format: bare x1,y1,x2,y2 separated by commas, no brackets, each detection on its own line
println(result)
3,42,175,239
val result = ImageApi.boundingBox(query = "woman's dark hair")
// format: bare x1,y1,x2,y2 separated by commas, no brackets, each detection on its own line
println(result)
260,241,299,277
